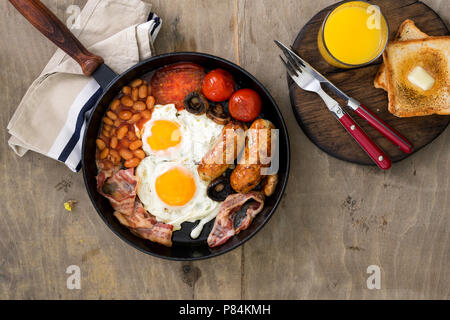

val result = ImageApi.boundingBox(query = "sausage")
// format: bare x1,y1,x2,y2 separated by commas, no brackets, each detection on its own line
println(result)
197,121,247,182
230,119,275,193
261,174,278,196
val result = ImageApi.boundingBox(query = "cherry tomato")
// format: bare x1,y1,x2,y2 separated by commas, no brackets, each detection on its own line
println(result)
201,69,235,102
229,89,262,122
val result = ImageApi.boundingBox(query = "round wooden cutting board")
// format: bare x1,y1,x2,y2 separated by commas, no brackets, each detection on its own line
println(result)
290,0,449,165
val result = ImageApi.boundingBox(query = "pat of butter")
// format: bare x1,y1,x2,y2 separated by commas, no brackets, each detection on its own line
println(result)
407,66,435,91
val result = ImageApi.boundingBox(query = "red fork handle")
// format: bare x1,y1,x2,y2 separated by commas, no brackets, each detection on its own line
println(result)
339,113,392,170
349,100,413,154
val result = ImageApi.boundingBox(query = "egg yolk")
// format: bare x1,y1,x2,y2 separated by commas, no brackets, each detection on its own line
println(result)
155,167,196,206
147,120,182,151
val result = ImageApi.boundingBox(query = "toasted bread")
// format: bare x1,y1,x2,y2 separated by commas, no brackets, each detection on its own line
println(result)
383,36,450,117
374,20,429,90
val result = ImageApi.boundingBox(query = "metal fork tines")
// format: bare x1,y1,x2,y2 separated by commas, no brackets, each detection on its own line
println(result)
279,54,344,119
275,40,322,82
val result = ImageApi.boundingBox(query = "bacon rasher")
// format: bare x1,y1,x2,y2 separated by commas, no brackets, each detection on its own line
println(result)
97,168,173,247
114,200,173,247
207,191,265,248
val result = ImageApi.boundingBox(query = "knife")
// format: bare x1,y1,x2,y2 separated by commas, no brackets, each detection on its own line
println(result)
275,40,413,154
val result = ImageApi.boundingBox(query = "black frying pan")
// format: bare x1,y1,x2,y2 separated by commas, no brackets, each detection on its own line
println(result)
10,0,290,260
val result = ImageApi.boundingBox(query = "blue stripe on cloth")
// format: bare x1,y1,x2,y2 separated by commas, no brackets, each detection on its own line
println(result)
58,88,102,162
75,161,82,172
150,16,161,36
59,12,161,172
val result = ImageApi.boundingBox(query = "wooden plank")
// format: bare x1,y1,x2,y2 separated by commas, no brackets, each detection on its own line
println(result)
0,0,233,300
150,0,242,300
238,0,450,299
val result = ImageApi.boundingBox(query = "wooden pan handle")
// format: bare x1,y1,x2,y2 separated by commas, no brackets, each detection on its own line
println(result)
9,0,103,76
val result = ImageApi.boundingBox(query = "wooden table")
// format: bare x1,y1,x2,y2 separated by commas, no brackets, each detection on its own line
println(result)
1,0,449,299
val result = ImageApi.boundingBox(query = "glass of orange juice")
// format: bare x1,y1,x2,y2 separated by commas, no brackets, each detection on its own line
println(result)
318,1,389,68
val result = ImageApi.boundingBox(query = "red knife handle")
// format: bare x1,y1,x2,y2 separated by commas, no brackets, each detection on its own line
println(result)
348,100,413,154
339,113,392,170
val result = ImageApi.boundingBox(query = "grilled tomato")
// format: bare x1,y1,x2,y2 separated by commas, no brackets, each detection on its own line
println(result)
201,69,235,102
151,62,205,110
229,88,262,122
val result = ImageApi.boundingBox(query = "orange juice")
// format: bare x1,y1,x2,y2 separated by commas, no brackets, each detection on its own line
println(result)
318,1,388,68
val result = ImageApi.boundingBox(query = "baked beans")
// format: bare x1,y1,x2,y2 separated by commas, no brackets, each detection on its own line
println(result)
96,77,156,168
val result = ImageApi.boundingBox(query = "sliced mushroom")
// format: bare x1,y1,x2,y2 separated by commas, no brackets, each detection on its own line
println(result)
206,103,230,125
207,176,233,201
184,92,209,115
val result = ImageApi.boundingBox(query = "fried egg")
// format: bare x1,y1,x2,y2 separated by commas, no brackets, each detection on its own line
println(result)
136,158,220,237
140,104,223,164
136,104,224,238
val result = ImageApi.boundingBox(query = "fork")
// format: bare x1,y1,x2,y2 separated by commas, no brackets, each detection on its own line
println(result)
280,55,392,170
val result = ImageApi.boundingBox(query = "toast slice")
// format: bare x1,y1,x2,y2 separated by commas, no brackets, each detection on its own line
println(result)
383,36,450,117
374,20,429,90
